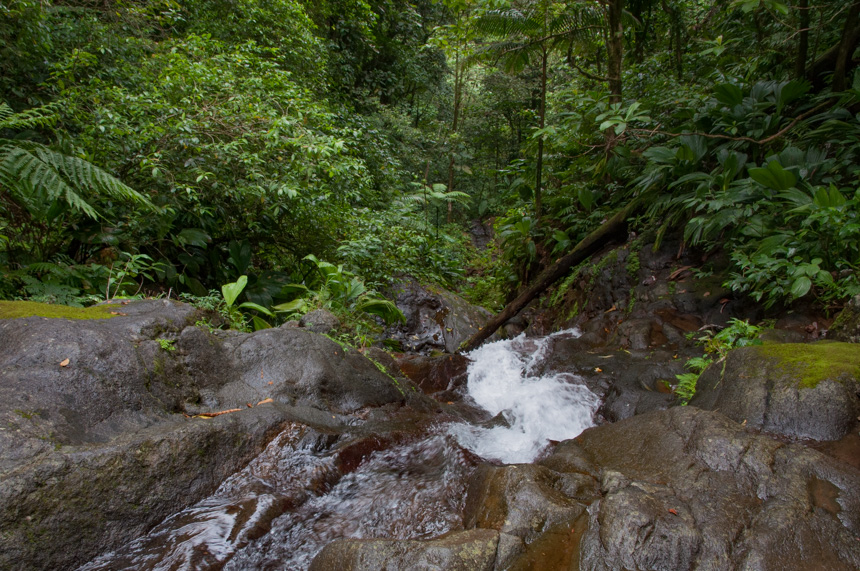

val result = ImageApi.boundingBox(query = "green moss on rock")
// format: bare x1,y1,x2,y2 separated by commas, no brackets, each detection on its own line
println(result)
0,301,117,320
754,342,860,389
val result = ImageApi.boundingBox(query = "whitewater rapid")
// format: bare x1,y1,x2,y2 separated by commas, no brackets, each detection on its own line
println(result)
450,329,600,463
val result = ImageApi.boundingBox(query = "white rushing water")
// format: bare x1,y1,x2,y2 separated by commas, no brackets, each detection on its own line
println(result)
450,329,599,464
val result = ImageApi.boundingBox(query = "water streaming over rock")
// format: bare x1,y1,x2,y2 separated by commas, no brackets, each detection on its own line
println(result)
450,328,599,463
80,330,598,570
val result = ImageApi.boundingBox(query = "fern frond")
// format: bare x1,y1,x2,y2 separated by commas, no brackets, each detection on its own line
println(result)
0,139,155,218
0,141,97,218
0,102,60,131
473,3,605,71
476,9,537,37
57,152,155,209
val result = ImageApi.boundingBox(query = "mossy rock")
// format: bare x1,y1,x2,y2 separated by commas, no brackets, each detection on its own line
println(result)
829,294,860,343
690,342,860,441
755,342,860,389
0,300,117,320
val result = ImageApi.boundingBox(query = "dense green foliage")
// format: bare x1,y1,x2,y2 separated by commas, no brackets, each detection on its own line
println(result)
2,0,859,330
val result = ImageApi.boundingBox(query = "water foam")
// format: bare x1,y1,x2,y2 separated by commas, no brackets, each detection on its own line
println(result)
450,329,599,464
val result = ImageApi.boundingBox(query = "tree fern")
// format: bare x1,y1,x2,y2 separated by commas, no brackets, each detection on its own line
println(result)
473,2,603,71
0,102,60,131
0,102,155,220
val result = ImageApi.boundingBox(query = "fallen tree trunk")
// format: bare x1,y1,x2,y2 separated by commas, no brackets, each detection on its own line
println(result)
458,199,642,353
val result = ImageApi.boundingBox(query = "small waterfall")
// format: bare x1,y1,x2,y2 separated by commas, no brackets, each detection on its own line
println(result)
80,329,598,570
449,329,599,464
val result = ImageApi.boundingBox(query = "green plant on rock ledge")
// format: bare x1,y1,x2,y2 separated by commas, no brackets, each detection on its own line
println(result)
156,338,176,352
675,318,764,404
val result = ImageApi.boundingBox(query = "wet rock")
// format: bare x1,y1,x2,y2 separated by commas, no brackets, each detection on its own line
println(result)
502,315,528,339
616,318,653,350
759,328,806,344
300,308,340,334
0,405,289,571
572,407,860,570
538,440,598,476
582,481,701,571
181,325,408,414
395,353,471,395
309,529,499,571
0,301,417,569
470,219,494,250
494,532,526,569
362,347,405,380
502,518,586,571
538,341,686,422
690,342,860,441
386,278,494,354
534,235,761,343
463,464,587,544
829,294,860,343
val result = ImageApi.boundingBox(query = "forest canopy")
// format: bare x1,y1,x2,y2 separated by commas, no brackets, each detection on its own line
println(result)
2,0,859,331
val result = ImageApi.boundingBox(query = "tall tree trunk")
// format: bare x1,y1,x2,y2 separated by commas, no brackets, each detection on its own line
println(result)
605,0,624,152
535,46,547,222
660,0,682,80
673,11,682,79
795,0,809,79
447,43,463,223
607,0,624,104
834,0,860,92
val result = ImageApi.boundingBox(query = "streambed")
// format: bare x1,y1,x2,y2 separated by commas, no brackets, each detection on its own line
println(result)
80,330,600,570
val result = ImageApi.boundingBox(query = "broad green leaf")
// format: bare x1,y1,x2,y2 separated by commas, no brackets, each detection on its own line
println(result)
817,270,834,284
177,228,211,248
279,283,309,296
642,146,677,164
790,276,812,298
774,80,810,113
239,301,275,317
251,315,271,330
713,83,743,107
578,187,594,210
356,298,405,324
813,185,846,208
748,161,796,191
599,120,617,131
273,298,308,313
228,240,252,274
222,275,248,308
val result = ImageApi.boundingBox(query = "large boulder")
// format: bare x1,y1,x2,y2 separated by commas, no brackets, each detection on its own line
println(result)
690,342,860,441
386,278,494,353
829,294,860,342
463,464,592,544
568,407,860,571
179,325,409,414
0,300,416,569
